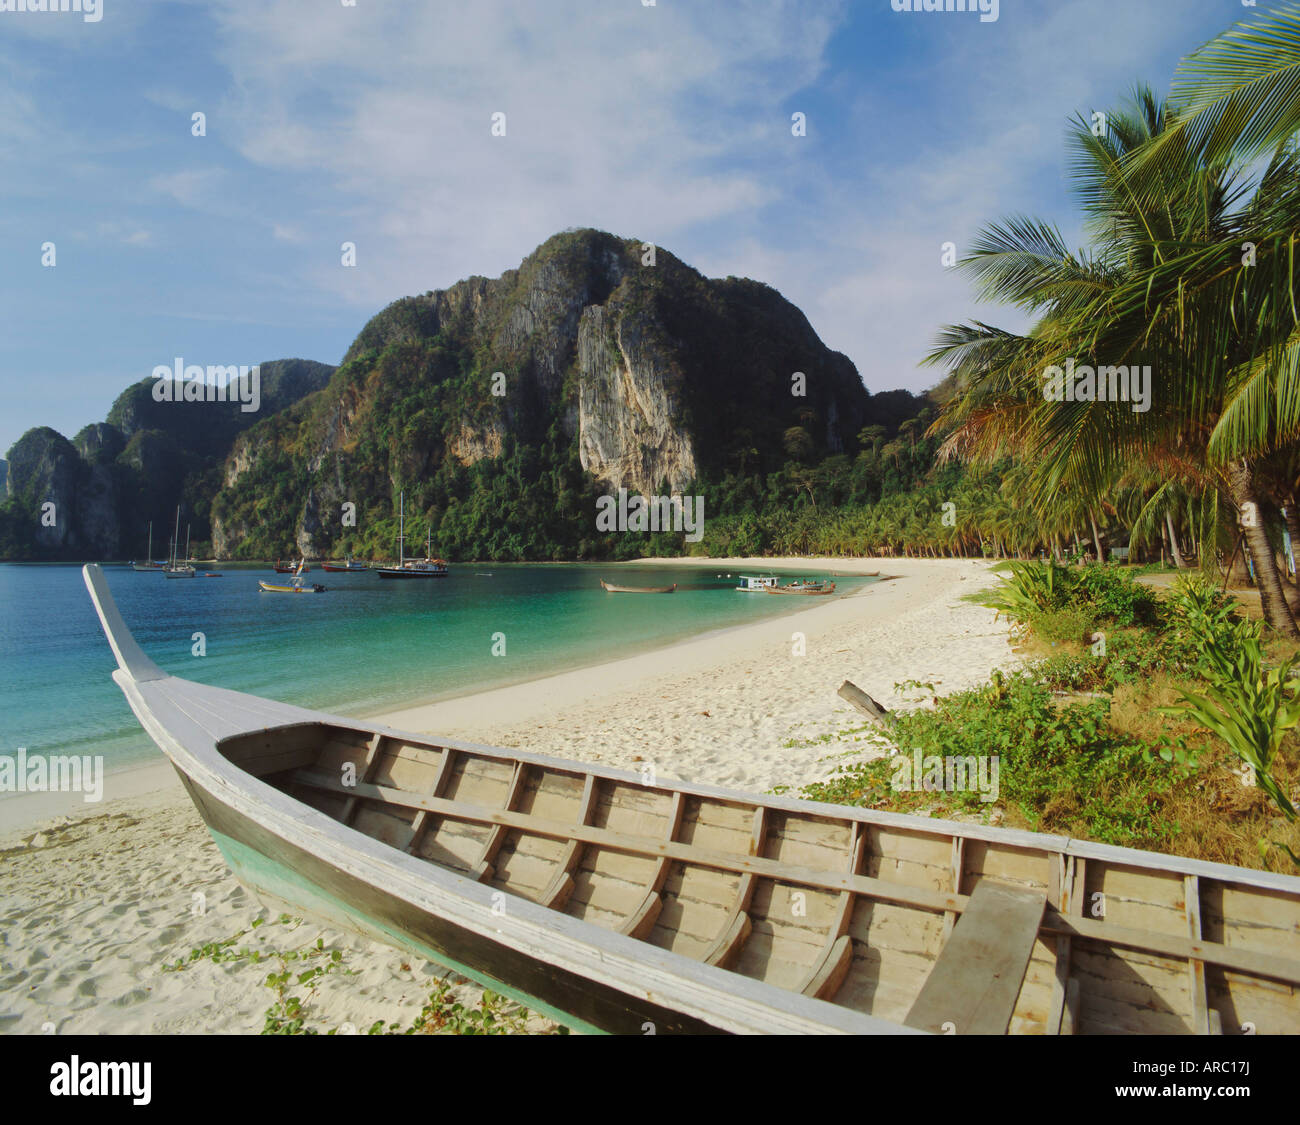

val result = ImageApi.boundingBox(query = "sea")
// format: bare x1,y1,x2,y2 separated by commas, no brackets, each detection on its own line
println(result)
0,563,874,777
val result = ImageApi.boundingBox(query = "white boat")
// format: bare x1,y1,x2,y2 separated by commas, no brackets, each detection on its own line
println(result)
736,575,778,593
130,521,163,570
162,509,196,578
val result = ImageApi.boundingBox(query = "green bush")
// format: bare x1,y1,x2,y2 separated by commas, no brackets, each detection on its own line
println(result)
1033,606,1094,645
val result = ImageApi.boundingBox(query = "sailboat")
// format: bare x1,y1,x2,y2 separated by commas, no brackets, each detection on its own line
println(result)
375,492,448,579
162,508,196,578
130,521,162,570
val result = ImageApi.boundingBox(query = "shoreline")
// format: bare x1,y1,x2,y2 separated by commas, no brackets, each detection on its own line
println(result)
0,557,906,833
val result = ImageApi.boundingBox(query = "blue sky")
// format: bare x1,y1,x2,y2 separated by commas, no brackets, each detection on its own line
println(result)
0,0,1252,456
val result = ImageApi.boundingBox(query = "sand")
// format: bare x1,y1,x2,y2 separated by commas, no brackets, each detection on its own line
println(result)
0,557,1017,1034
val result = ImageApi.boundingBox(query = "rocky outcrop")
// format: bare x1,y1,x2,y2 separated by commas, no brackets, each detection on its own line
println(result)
576,304,696,494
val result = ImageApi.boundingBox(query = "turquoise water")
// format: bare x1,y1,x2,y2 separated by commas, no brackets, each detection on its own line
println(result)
0,563,872,774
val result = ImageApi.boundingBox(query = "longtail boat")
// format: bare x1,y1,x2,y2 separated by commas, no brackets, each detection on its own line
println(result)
600,580,677,593
82,563,1300,1035
765,581,835,595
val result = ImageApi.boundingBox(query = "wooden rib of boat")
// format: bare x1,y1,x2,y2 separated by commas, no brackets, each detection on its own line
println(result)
82,562,1300,1035
765,581,835,595
600,580,677,594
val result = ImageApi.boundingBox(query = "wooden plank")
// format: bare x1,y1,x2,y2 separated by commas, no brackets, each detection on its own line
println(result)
702,808,766,967
798,826,865,1000
340,733,385,826
621,792,685,940
905,881,1047,1035
290,768,1300,986
540,774,598,908
837,680,894,726
405,748,458,855
1186,875,1210,1035
942,835,964,940
469,761,528,882
1047,855,1079,1035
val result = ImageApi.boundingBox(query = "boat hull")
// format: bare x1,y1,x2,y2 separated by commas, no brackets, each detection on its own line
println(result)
600,580,676,593
176,770,717,1034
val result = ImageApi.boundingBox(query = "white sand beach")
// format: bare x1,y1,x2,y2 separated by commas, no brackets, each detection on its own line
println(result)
0,557,1018,1034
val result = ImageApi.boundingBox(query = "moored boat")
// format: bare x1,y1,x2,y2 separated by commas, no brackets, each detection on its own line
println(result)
375,492,448,579
260,559,323,593
735,575,778,593
130,521,163,570
82,561,1300,1036
162,510,196,578
322,558,369,573
765,581,835,595
600,580,677,593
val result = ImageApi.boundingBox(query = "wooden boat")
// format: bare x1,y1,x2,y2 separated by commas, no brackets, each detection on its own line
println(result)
322,559,368,573
600,580,677,594
81,562,1300,1035
736,575,778,593
765,581,835,595
273,560,308,574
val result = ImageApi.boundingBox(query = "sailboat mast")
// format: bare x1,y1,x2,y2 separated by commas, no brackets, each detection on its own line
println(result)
172,507,180,567
147,521,152,562
184,524,191,562
399,491,405,567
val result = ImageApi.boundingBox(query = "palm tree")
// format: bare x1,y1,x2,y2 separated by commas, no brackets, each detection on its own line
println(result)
1128,3,1300,181
927,87,1300,634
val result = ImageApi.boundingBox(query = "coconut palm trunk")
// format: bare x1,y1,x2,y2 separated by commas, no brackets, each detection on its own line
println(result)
1088,510,1105,564
1165,511,1186,569
1225,460,1299,637
1285,498,1300,586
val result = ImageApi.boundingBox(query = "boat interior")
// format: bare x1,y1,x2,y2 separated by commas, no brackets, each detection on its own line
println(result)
219,720,1300,1034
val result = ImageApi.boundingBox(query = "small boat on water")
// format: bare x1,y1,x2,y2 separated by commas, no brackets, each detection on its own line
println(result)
600,580,677,594
130,521,163,570
322,558,369,573
765,581,835,596
375,492,449,579
82,561,1300,1036
259,559,324,594
162,510,196,579
273,560,309,574
735,575,778,593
